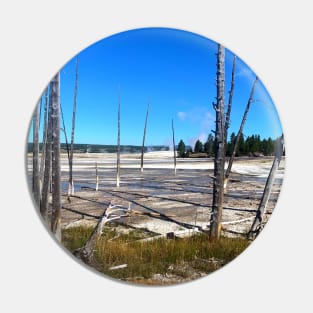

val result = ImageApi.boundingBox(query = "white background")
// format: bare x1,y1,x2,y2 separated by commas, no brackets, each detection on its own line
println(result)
0,1,312,312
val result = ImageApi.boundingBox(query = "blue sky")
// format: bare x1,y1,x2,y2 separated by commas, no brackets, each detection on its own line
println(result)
34,27,283,148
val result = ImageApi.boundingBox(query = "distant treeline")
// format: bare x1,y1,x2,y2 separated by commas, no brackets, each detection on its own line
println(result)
27,143,170,154
27,133,280,157
177,133,283,158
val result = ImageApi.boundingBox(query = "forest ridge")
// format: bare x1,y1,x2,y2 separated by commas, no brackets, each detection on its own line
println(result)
28,133,280,157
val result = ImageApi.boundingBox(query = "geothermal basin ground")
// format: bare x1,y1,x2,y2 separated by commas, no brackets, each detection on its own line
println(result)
27,151,285,237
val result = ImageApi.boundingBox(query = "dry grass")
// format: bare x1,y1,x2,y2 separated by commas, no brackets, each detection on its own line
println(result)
62,225,250,285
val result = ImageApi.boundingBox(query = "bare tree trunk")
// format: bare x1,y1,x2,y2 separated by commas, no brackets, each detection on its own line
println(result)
74,203,130,265
73,208,107,265
40,89,53,222
209,44,226,241
224,55,236,145
116,86,121,187
224,76,258,187
60,102,71,204
32,99,41,207
172,118,177,175
39,88,49,187
248,135,284,239
68,56,78,196
60,102,70,176
50,73,61,241
140,103,149,173
95,162,99,191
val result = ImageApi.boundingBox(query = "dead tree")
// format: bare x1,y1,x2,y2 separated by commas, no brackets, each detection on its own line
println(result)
74,202,130,265
116,86,121,187
50,73,62,241
60,102,70,168
95,162,99,191
224,76,259,187
32,99,41,206
73,202,200,264
39,88,49,185
68,56,79,196
73,209,107,265
140,103,149,173
248,135,284,239
40,88,52,221
209,44,226,241
172,118,177,175
224,55,236,145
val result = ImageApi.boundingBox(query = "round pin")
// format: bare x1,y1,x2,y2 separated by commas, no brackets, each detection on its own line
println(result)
26,27,285,286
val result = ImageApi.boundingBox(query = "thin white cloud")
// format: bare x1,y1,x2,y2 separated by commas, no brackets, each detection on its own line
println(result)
235,67,252,78
177,111,187,121
177,107,214,125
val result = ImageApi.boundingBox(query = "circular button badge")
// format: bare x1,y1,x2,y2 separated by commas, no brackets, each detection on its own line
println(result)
26,27,285,286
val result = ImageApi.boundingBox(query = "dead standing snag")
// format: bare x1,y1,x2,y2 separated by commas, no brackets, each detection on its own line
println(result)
40,88,52,221
224,55,236,146
68,56,79,196
172,119,177,175
140,103,150,173
209,44,226,241
95,162,99,191
116,86,121,187
39,88,49,186
224,76,259,187
32,99,40,206
50,73,62,241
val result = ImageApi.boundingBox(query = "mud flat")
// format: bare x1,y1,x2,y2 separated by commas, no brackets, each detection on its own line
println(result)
27,151,285,237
